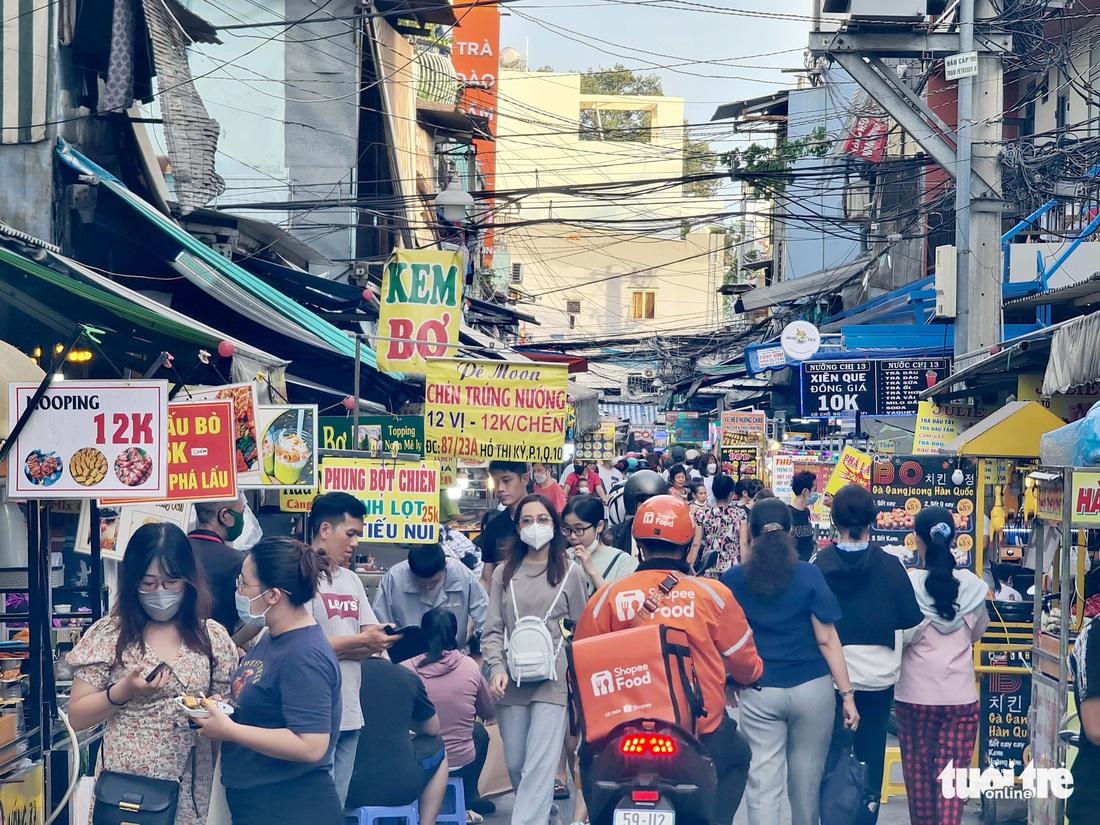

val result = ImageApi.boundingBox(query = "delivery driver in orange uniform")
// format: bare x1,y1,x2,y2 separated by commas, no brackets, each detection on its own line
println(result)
575,495,764,824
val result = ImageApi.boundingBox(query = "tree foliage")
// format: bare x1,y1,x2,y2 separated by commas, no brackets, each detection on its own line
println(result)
722,128,831,196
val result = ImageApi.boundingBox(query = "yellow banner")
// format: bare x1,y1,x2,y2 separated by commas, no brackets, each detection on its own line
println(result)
279,487,317,513
424,358,569,463
913,400,988,454
377,250,464,373
0,763,43,825
1071,471,1100,526
825,447,872,495
319,457,440,543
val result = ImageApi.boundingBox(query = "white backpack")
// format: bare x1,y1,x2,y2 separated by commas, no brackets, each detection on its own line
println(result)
505,563,576,685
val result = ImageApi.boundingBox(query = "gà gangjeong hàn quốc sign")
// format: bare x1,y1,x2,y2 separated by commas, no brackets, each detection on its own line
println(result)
377,250,464,373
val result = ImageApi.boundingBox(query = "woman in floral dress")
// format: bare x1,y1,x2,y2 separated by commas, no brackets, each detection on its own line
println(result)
67,523,239,825
694,474,748,578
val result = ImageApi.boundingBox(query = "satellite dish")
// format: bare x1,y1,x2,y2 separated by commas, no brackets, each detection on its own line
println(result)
500,46,522,69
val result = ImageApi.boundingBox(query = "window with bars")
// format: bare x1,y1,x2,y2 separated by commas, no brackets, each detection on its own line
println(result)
511,263,524,284
626,374,656,395
631,291,656,320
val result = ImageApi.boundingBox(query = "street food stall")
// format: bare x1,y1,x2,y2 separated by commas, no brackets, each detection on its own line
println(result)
1027,468,1094,825
939,401,1067,824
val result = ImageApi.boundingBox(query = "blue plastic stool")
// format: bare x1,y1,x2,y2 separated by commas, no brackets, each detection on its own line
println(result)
436,778,467,825
345,802,419,825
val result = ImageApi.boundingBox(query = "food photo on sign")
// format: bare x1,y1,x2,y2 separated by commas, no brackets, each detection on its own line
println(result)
75,500,192,562
869,456,977,568
253,405,318,488
8,380,170,499
184,383,261,484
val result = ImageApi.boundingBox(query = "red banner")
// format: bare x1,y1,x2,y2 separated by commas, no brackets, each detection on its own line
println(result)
843,116,889,163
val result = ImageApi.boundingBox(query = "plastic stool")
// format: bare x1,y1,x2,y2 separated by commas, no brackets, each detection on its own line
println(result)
880,746,906,804
346,802,419,825
436,778,467,825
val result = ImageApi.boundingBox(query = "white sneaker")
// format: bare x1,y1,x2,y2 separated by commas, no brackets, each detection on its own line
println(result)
466,811,484,824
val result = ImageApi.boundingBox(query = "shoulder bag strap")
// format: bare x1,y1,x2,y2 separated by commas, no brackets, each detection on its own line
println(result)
509,577,523,621
629,572,683,626
600,553,619,583
543,563,576,622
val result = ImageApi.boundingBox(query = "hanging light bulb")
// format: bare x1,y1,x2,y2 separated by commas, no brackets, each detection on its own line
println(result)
435,177,474,223
951,457,964,486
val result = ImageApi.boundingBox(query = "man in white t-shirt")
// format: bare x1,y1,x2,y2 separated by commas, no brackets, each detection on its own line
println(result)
309,492,398,807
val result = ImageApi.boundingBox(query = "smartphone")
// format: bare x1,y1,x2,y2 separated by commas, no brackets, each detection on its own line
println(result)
145,662,169,683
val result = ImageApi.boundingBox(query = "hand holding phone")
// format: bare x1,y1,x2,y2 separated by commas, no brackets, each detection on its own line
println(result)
146,662,170,683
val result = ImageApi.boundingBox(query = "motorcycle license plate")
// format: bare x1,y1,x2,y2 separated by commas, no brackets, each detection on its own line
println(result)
614,811,675,825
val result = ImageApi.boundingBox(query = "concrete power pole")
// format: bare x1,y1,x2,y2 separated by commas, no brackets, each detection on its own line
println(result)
955,0,1005,361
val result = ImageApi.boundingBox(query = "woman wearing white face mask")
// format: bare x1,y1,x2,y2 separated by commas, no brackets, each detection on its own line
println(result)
481,495,586,825
703,456,720,504
67,524,238,825
530,462,567,513
193,537,343,825
562,494,637,595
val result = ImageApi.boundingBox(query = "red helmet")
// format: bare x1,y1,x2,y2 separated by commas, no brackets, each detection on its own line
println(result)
633,495,695,545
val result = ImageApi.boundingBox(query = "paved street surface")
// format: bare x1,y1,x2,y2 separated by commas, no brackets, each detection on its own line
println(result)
481,785,995,825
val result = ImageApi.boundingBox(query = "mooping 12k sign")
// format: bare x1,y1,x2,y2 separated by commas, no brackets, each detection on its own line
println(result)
9,381,170,499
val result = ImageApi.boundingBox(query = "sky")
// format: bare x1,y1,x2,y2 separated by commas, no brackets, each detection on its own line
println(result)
499,0,816,128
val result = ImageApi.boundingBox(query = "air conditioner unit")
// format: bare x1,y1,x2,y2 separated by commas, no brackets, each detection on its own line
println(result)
510,263,524,284
934,245,957,318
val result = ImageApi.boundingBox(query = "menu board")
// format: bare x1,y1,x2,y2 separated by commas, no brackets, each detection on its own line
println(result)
876,358,951,415
979,648,1031,775
720,432,759,478
801,360,875,416
869,455,977,568
801,358,953,417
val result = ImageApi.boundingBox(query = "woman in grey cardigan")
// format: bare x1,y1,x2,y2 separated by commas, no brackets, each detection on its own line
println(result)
482,494,586,825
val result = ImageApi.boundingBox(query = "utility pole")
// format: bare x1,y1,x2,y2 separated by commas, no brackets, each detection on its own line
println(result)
808,2,1010,363
957,0,1005,361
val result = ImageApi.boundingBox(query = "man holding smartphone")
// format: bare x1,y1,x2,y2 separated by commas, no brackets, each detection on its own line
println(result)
308,492,399,808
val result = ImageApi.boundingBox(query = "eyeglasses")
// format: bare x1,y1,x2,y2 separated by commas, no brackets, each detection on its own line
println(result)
235,575,260,594
139,578,184,593
561,523,594,538
518,514,554,528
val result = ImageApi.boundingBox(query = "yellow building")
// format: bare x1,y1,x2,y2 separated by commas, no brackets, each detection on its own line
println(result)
494,71,726,343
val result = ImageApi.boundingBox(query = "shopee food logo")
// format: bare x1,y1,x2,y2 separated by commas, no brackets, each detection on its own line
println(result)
615,588,696,621
590,665,653,697
640,510,677,530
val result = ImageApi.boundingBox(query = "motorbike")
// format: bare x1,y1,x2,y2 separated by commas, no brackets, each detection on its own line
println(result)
580,718,719,825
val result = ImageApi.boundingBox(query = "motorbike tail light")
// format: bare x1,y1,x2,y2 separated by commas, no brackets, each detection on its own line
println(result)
620,734,678,757
632,791,660,803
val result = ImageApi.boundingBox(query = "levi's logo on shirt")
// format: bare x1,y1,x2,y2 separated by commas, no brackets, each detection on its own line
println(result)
323,593,359,620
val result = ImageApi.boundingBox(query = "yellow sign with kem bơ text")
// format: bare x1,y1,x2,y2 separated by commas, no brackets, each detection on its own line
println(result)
424,358,569,463
319,456,440,543
377,250,464,373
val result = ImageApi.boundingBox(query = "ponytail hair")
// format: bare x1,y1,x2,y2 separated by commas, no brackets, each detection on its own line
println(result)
421,607,459,665
744,499,798,597
250,537,332,606
914,506,959,621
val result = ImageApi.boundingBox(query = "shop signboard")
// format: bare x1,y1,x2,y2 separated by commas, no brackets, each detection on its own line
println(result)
575,422,616,461
76,500,192,561
1037,477,1064,522
1071,471,1100,526
979,648,1032,775
102,401,236,505
720,432,759,478
1029,677,1063,825
913,400,987,454
801,358,952,417
249,405,318,488
721,410,766,436
870,456,977,567
653,426,669,451
184,383,261,485
792,458,833,526
9,380,170,499
279,488,317,513
824,447,872,496
424,359,568,462
377,250,464,373
667,411,710,443
772,454,795,499
319,457,440,543
0,762,43,825
318,416,425,456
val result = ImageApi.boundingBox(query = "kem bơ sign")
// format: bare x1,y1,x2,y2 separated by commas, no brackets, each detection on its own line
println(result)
377,250,464,373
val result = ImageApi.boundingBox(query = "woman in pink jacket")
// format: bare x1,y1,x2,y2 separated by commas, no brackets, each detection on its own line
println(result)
895,507,990,825
408,607,497,823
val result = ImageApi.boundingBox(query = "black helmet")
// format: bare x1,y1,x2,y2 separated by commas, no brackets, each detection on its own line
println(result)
623,469,669,516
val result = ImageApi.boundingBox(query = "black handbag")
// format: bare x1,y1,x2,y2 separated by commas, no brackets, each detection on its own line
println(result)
92,771,180,825
93,647,217,825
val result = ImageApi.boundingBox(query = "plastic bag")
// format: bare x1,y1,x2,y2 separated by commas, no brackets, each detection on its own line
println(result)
1041,401,1100,466
228,504,263,553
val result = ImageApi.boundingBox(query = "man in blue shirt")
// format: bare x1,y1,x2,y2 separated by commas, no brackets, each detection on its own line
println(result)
374,543,488,647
